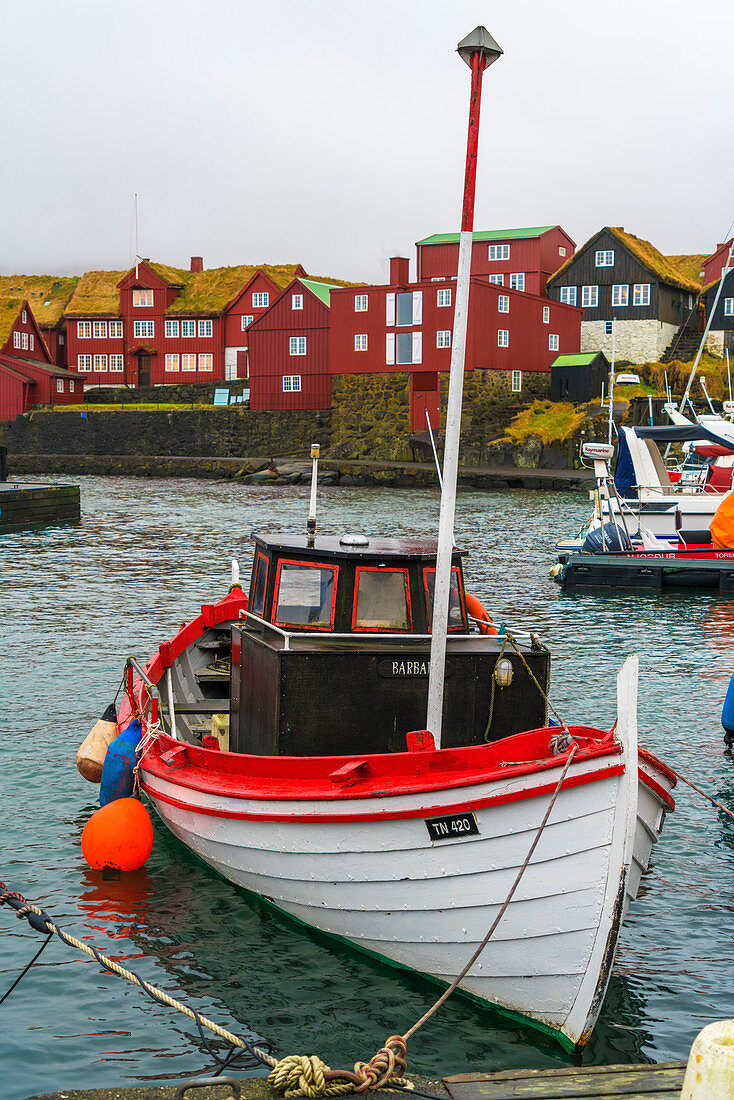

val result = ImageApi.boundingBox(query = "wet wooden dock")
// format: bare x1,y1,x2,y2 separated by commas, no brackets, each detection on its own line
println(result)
443,1060,687,1099
0,483,80,532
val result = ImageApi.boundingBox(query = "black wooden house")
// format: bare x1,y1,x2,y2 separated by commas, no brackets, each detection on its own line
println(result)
703,268,734,355
550,351,610,402
547,228,701,364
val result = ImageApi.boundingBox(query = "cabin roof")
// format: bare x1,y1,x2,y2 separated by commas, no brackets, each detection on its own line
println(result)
254,533,465,562
417,226,557,246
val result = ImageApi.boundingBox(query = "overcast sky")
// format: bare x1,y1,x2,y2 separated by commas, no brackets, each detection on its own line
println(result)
2,0,733,285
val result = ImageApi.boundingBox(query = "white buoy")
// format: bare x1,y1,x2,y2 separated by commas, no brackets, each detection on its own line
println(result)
76,703,118,783
680,1019,734,1099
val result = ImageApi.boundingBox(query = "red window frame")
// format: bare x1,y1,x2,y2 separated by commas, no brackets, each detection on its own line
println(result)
351,565,413,633
250,552,269,617
272,558,339,631
423,566,467,632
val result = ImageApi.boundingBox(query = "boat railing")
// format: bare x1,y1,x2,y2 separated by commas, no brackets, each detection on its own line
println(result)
238,610,537,651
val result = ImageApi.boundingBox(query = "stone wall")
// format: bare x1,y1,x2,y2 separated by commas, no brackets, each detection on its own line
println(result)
83,381,247,404
581,319,679,365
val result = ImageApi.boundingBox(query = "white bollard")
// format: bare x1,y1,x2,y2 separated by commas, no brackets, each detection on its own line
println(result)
680,1019,734,1099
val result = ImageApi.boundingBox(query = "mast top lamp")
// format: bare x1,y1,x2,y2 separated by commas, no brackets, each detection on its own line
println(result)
456,26,503,70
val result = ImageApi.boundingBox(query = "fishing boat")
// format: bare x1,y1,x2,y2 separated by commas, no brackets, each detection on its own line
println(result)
122,27,674,1054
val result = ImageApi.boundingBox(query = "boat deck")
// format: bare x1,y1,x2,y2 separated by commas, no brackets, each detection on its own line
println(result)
443,1061,687,1099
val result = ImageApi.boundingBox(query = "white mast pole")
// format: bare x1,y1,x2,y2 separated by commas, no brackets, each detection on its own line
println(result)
426,28,503,746
608,318,616,445
679,239,734,414
134,193,139,280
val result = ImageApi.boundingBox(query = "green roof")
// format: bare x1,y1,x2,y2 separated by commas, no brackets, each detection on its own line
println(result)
551,353,604,368
65,270,126,317
417,226,556,246
299,278,341,307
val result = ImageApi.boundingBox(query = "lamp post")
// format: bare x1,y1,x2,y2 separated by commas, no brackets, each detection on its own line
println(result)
426,27,503,746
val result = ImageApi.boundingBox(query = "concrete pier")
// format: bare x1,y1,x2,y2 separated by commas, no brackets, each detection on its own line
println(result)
0,483,80,532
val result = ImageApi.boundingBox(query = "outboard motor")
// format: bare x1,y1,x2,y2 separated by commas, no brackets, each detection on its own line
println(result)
582,523,632,554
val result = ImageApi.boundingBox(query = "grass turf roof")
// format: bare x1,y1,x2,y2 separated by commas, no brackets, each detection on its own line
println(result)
666,254,708,284
0,298,25,351
0,275,78,326
167,264,306,315
65,270,127,317
548,228,702,293
417,226,556,245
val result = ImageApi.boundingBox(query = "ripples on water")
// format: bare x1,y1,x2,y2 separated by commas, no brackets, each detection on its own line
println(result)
1,475,733,1099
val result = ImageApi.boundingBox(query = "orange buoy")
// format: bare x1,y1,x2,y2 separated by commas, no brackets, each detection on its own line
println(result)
76,703,119,783
81,798,154,872
465,592,498,635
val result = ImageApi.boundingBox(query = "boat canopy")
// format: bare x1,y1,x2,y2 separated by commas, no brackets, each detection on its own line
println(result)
633,424,734,451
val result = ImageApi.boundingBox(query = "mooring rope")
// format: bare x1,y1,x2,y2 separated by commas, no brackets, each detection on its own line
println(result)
667,766,734,822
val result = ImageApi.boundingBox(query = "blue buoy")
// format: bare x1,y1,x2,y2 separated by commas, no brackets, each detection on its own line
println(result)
721,674,734,750
99,719,141,807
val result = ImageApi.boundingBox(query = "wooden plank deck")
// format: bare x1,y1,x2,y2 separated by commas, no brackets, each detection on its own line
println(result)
442,1061,687,1099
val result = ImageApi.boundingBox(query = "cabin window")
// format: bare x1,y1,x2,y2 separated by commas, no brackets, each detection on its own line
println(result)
725,299,734,317
165,320,179,338
595,251,615,267
132,288,154,307
93,321,107,338
110,354,124,372
423,567,466,631
110,321,123,338
352,567,411,632
581,286,598,308
489,274,504,285
633,283,650,307
250,553,269,617
549,334,559,351
273,560,338,630
437,288,452,307
497,329,509,347
182,320,196,337
436,330,451,348
612,284,629,307
488,244,510,261
509,273,525,291
498,294,509,313
559,286,576,305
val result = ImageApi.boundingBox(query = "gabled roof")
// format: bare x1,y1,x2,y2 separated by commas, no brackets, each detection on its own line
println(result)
0,275,78,326
65,270,126,317
0,299,50,361
299,278,342,307
666,254,708,283
168,264,305,315
548,227,701,293
1,354,80,379
417,225,558,246
551,352,609,368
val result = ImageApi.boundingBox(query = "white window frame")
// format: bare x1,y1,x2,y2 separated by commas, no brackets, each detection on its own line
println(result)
21,332,28,349
549,333,559,351
181,320,196,338
283,375,302,392
165,319,179,338
581,286,599,308
22,309,27,323
77,354,92,371
198,319,212,338
386,292,395,326
386,332,395,365
77,321,91,339
543,305,550,324
724,298,734,317
292,293,303,310
436,330,451,348
29,334,34,351
132,288,154,307
498,295,510,313
252,292,269,308
354,334,368,351
612,284,629,308
109,354,124,372
165,353,180,372
241,314,253,330
489,274,504,285
509,273,525,292
437,288,452,307
488,244,510,261
13,331,20,349
109,321,123,338
289,336,307,356
559,246,566,257
56,378,64,393
595,250,615,267
93,354,107,372
93,321,108,339
559,286,577,306
633,283,651,307
133,320,154,338
199,353,213,371
498,329,509,348
511,370,522,393
181,353,197,371
354,294,368,312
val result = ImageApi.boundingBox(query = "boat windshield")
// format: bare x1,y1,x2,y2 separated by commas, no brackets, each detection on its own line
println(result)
352,567,411,632
424,566,466,631
273,560,338,630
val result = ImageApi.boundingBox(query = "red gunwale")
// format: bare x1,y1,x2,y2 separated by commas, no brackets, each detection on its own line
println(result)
140,726,621,803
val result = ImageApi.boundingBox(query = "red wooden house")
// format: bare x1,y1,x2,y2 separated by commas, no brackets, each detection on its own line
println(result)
328,257,582,430
0,299,84,419
247,278,340,410
416,226,575,297
64,258,305,389
702,240,733,287
0,275,78,367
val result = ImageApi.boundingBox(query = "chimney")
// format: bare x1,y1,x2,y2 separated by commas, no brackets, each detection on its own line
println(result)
390,256,410,286
190,256,204,273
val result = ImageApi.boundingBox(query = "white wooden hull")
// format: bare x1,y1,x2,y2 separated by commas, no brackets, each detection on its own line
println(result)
141,660,673,1050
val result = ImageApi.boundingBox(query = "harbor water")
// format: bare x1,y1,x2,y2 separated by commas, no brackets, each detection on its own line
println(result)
1,474,733,1099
